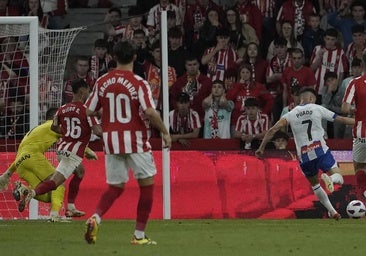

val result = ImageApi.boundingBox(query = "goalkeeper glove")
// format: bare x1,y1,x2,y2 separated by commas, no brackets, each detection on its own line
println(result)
0,170,12,191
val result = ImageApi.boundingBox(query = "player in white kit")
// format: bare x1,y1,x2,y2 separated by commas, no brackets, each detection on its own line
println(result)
256,87,355,220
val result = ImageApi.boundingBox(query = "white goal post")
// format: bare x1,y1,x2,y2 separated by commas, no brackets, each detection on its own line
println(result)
0,17,84,219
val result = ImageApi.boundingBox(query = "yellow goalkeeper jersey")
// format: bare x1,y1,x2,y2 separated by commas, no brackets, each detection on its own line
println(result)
17,120,60,153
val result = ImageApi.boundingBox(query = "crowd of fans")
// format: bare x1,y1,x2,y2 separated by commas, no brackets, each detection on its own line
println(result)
1,0,366,149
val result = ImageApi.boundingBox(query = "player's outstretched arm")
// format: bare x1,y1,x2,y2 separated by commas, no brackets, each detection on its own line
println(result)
334,115,355,126
145,107,172,149
341,102,354,115
255,118,288,158
0,163,16,191
91,124,103,138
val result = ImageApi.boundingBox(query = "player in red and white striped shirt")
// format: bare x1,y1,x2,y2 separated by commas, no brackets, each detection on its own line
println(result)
17,79,102,215
234,98,269,149
342,51,366,203
84,41,171,245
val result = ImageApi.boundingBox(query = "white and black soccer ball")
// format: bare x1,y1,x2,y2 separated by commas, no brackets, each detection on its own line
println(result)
346,200,366,218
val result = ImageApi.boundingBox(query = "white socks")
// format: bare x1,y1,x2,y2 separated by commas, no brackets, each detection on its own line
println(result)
312,184,336,215
134,230,145,239
92,213,101,224
67,203,76,210
50,210,59,217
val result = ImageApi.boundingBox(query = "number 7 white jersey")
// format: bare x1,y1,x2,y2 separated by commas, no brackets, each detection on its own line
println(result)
282,103,336,163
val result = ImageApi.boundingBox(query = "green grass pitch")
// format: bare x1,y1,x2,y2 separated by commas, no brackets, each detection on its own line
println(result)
0,219,365,256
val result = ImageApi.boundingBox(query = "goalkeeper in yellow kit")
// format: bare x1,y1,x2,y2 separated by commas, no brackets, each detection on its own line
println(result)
0,108,98,220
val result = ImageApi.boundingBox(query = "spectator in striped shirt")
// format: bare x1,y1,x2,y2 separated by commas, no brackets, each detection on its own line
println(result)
146,0,182,38
169,92,201,147
345,24,366,65
201,27,239,82
310,28,348,103
234,97,269,150
266,37,292,123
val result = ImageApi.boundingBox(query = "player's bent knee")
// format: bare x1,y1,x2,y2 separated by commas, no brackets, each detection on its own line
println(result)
138,176,154,187
74,164,85,178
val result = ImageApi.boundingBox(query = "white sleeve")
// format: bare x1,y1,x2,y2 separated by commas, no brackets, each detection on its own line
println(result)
318,105,336,122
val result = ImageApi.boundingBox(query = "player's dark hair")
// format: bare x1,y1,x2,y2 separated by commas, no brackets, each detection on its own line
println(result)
71,79,89,94
113,40,136,65
46,108,58,120
299,87,317,97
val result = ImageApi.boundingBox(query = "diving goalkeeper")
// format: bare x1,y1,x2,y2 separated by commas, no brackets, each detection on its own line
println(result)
0,108,98,220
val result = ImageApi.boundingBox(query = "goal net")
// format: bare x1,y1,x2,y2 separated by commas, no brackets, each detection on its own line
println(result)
0,17,84,219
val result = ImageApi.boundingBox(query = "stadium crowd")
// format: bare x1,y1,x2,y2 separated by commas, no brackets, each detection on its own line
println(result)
1,0,366,148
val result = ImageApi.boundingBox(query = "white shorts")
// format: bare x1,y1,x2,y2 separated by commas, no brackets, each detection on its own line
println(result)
56,150,83,179
105,152,157,184
353,138,366,163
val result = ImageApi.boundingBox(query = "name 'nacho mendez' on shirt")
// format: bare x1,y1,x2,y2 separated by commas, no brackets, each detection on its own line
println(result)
99,76,138,100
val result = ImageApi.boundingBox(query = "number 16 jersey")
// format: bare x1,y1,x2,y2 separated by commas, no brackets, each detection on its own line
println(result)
282,103,336,163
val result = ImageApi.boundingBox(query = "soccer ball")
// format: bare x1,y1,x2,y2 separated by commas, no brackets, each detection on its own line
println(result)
346,200,366,218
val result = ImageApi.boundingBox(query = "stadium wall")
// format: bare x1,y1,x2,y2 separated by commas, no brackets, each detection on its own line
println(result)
0,139,356,219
